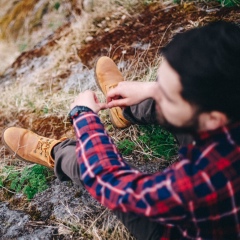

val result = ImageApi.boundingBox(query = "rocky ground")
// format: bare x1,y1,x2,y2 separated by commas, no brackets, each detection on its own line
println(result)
0,1,240,239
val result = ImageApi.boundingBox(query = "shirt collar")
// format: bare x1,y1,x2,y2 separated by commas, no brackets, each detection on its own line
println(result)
195,122,240,145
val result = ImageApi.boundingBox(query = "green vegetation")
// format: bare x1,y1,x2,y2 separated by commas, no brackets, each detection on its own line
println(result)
117,125,178,160
217,0,240,6
0,165,53,199
54,2,61,10
117,139,136,155
19,43,28,52
173,0,239,7
138,125,178,159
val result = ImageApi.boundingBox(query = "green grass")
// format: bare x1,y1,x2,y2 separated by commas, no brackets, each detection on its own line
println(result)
173,0,240,7
217,0,240,6
54,2,61,10
117,139,136,155
0,165,54,200
117,125,178,160
138,125,178,160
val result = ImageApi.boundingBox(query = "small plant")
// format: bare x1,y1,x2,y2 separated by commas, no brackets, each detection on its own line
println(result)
173,0,239,7
117,139,135,155
138,125,178,160
54,2,61,10
0,165,53,200
19,43,28,52
217,0,240,6
116,125,178,160
42,106,49,114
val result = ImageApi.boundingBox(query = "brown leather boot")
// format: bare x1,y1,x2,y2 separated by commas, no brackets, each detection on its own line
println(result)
95,56,131,128
2,127,66,168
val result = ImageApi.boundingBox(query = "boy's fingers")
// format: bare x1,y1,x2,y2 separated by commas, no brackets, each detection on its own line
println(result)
106,88,122,103
99,103,108,110
107,99,128,108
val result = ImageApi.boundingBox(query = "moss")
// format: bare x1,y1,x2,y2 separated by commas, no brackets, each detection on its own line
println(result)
0,165,53,200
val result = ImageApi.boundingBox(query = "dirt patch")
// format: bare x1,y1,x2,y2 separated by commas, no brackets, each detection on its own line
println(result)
3,2,240,82
78,3,240,67
2,2,240,88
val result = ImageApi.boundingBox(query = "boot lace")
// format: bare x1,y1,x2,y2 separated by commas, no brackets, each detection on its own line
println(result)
34,138,53,158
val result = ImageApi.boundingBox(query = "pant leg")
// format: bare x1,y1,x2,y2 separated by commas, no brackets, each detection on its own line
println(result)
52,139,165,239
123,98,158,125
114,210,164,240
53,139,83,186
123,98,194,146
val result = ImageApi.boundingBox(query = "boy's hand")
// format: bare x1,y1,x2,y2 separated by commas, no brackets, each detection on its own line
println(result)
70,90,108,113
107,81,156,108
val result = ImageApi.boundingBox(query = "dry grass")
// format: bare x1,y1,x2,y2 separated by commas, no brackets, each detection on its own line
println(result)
0,41,20,74
56,207,135,239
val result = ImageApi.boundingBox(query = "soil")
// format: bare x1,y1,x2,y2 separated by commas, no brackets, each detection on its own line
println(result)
78,3,240,67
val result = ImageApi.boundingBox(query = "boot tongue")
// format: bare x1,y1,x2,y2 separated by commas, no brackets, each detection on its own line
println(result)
30,137,67,168
110,107,131,125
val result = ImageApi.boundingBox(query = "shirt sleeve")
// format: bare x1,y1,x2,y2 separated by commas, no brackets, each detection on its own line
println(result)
73,112,188,225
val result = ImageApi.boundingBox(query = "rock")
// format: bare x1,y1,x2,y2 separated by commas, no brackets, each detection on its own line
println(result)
0,179,105,239
0,202,53,239
85,36,93,42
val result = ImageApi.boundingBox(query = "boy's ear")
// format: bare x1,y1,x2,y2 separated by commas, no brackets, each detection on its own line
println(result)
203,111,229,131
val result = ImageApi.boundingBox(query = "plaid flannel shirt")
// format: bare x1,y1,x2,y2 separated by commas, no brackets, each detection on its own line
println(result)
74,111,240,239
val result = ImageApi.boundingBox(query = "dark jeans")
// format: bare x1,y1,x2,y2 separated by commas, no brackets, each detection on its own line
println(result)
53,98,192,240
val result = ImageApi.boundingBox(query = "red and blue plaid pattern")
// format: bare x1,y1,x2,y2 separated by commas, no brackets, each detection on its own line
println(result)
74,112,240,239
